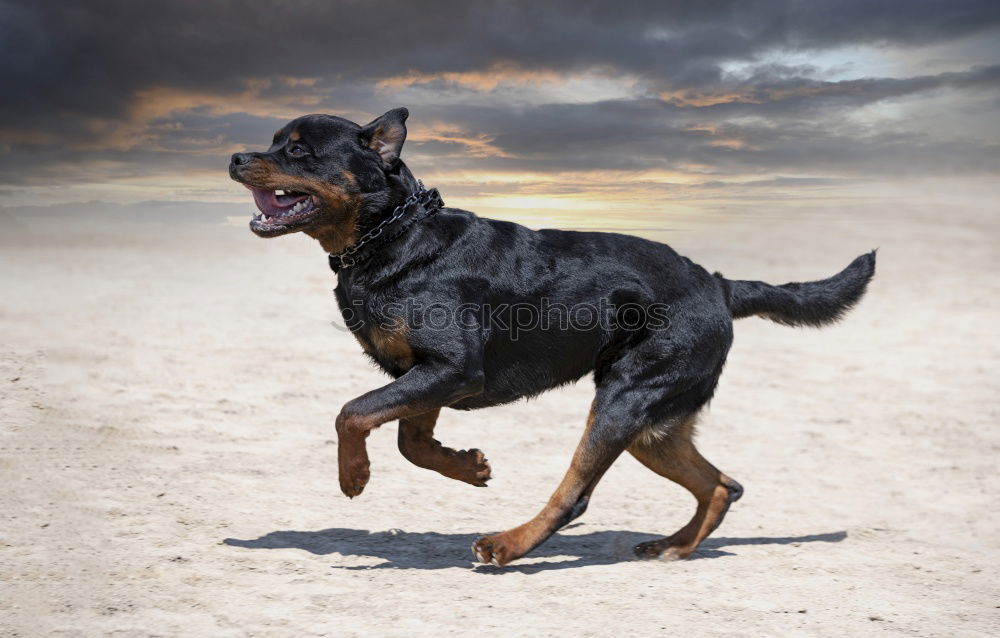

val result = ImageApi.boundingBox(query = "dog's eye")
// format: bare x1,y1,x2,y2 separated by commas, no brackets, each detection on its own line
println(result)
287,144,308,157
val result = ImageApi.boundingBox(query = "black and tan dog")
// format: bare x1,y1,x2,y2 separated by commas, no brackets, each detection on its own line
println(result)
229,108,875,566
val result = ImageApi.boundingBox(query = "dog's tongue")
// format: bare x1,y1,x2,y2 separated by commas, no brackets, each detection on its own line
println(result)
247,186,308,216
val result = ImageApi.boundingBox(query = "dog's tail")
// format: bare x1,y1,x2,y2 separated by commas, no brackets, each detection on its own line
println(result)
718,251,876,327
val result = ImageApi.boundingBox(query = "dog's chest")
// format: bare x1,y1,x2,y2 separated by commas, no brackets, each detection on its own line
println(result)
335,284,415,376
353,322,415,375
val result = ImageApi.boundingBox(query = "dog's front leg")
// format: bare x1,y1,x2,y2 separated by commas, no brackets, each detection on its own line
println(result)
398,409,492,486
336,363,484,497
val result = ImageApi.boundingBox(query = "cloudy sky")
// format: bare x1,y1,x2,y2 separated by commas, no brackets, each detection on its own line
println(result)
1,0,998,228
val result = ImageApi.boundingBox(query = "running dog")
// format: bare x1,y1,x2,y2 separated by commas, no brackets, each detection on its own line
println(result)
229,107,876,566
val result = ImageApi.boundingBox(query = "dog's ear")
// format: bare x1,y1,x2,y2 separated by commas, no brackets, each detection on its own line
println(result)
360,107,408,166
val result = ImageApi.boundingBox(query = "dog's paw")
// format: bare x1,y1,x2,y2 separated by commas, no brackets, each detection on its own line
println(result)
471,533,521,566
456,448,492,487
472,536,503,566
339,461,370,498
633,537,694,561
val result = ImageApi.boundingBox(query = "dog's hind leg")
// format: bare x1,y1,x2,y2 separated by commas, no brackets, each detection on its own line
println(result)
397,409,492,487
628,414,743,560
472,402,632,566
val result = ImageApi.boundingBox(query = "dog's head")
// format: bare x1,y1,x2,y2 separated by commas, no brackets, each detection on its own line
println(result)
228,108,409,248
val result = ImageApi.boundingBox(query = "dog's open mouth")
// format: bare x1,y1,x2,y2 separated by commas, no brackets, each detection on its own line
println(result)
245,186,321,234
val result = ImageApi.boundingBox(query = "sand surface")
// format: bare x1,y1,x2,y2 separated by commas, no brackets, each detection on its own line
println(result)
1,200,998,636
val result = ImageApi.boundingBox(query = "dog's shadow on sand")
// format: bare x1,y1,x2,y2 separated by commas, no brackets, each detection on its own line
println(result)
223,526,847,574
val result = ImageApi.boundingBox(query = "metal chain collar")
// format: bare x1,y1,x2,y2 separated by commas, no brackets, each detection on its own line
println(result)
328,181,444,272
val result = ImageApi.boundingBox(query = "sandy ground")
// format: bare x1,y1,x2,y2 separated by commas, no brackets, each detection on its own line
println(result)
1,197,998,637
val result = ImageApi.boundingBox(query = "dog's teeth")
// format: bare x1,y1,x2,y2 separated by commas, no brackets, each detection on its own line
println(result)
262,214,270,222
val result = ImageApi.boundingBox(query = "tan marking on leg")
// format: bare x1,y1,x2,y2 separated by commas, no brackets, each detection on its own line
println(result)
629,414,742,560
398,409,492,486
472,404,622,566
336,399,437,498
335,410,374,498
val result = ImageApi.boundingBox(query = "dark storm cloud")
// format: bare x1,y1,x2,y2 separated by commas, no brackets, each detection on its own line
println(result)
667,63,1000,112
408,109,1000,179
397,62,1000,177
1,0,999,197
4,0,999,123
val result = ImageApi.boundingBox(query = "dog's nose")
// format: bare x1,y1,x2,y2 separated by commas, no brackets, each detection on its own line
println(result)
231,152,253,166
